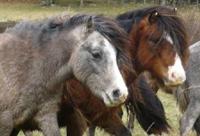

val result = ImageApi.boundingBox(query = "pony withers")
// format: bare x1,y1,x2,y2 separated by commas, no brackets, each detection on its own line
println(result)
0,14,133,135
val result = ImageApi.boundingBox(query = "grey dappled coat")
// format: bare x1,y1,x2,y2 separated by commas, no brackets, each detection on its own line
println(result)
177,41,200,136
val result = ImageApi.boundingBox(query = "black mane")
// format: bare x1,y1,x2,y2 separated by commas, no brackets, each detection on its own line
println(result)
116,6,188,58
135,75,170,134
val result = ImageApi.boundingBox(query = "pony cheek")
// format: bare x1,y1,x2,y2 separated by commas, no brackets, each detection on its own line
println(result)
148,58,168,83
137,47,154,68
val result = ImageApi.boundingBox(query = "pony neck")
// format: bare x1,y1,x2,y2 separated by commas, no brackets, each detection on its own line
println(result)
132,57,144,75
46,25,91,88
129,26,145,75
44,27,88,90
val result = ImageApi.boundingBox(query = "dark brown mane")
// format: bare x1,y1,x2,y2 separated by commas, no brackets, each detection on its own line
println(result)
117,6,189,65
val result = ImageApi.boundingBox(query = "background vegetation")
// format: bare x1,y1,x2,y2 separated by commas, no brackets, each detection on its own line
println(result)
0,0,200,6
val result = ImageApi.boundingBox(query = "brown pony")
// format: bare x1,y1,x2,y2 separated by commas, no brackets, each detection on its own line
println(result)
12,6,189,136
117,6,189,87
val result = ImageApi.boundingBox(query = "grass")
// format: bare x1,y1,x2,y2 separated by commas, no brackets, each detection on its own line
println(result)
0,3,71,22
0,2,199,136
0,2,153,22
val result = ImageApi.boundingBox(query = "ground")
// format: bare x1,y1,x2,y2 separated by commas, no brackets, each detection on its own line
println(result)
0,2,198,136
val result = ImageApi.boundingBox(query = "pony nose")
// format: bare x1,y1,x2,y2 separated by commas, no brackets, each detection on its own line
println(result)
112,89,127,102
171,72,186,84
165,72,186,86
112,89,121,98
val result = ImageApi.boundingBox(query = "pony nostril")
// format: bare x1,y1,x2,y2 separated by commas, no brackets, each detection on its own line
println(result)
112,89,121,98
171,72,175,78
171,72,184,81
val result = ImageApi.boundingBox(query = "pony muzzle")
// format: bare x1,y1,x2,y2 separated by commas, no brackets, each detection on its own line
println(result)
164,73,186,86
165,54,186,86
103,88,128,107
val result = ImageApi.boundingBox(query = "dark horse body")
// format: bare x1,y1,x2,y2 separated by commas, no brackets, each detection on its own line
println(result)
0,14,133,136
12,6,189,136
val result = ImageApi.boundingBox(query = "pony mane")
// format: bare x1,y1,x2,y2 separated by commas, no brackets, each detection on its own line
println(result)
126,73,170,134
65,14,133,59
117,6,188,58
6,14,133,64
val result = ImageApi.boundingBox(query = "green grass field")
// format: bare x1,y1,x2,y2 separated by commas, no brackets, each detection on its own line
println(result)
0,2,198,135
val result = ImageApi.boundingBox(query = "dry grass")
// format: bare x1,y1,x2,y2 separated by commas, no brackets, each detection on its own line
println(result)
0,3,73,22
0,2,153,22
178,6,200,44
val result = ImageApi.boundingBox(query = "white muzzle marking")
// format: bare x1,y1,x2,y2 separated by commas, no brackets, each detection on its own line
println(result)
165,54,186,86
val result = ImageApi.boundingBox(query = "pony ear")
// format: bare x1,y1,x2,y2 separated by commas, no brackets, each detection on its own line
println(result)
86,16,94,33
49,17,64,29
148,10,160,24
49,22,63,29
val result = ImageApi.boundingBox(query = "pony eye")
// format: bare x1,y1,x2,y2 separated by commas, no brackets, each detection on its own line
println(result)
91,51,102,59
149,38,159,44
149,37,163,47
